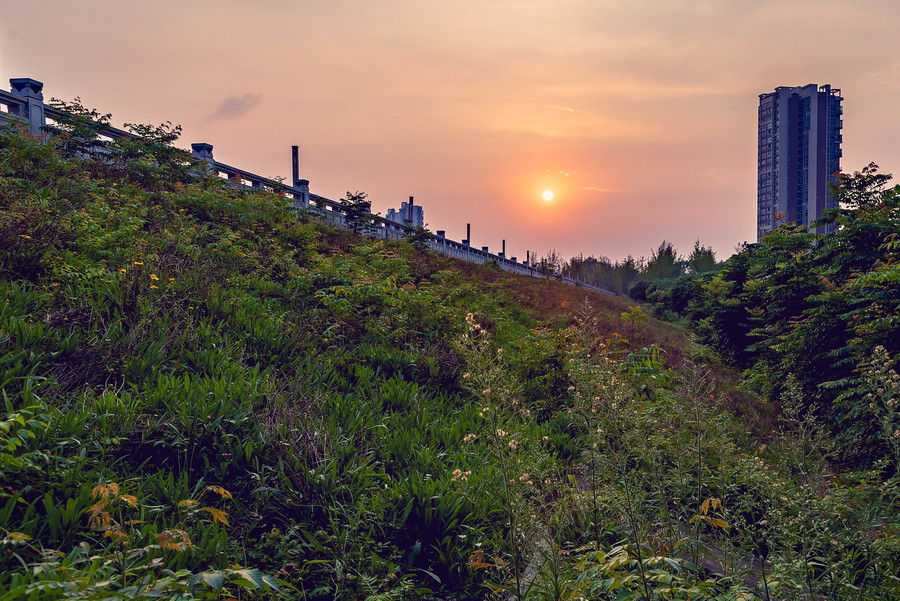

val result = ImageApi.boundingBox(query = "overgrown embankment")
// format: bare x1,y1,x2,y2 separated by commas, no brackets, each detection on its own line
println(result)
1,121,898,600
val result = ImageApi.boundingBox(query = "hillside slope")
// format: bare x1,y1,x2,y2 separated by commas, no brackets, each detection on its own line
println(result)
1,121,898,600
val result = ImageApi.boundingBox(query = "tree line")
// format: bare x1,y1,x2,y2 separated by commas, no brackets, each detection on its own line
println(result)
532,239,718,294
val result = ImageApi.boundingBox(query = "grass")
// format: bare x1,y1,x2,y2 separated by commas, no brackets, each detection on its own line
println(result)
1,120,899,599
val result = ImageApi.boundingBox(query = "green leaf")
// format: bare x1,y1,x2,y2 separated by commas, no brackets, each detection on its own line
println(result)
235,568,265,590
199,570,225,590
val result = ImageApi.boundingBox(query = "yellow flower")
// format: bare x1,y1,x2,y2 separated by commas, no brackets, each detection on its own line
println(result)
118,268,127,273
150,285,158,289
149,274,159,281
19,234,31,239
134,261,144,266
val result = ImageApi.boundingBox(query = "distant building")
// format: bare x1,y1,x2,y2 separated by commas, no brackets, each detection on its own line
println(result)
757,84,843,240
385,199,424,228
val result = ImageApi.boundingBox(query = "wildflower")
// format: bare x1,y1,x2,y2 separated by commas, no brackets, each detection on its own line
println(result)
118,268,127,273
496,429,507,438
149,274,159,281
567,386,575,392
542,436,549,442
483,389,491,395
134,261,144,265
464,433,477,443
150,285,158,289
463,372,471,380
19,234,31,239
519,473,530,482
452,469,471,482
508,440,518,450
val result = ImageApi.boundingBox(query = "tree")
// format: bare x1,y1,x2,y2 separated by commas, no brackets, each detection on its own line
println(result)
406,226,433,251
644,240,682,280
829,162,893,209
687,239,717,274
613,256,642,294
339,191,378,236
45,97,112,156
536,249,563,278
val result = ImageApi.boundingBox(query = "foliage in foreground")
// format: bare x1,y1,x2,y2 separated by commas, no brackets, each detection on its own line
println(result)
1,119,899,600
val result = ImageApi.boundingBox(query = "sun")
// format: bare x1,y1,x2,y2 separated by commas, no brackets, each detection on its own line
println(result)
542,189,554,201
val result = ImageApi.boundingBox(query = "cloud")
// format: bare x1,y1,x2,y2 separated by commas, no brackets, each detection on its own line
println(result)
209,93,262,120
873,61,900,89
544,105,576,112
576,185,627,193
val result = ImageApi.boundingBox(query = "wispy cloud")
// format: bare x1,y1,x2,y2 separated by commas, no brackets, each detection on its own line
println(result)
576,185,627,193
701,168,744,182
545,105,576,112
873,61,900,89
209,93,262,120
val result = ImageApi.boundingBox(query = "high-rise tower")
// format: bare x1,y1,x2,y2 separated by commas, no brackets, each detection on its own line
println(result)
757,84,843,241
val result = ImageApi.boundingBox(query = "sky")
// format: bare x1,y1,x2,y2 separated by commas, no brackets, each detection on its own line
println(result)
3,0,900,264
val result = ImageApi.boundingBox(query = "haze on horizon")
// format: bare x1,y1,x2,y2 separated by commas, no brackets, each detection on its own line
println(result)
2,0,899,264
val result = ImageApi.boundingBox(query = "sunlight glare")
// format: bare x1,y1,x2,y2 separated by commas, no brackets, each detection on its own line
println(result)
542,190,554,201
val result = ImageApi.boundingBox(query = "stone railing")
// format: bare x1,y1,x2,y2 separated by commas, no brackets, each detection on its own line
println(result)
1,77,614,296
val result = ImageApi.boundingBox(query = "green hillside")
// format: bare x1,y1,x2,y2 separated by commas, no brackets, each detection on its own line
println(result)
1,118,898,600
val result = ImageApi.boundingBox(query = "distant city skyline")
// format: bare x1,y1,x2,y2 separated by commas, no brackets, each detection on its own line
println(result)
386,200,425,229
2,0,899,262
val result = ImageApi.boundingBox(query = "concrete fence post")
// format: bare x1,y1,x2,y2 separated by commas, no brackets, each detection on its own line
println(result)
191,143,215,171
9,78,45,137
297,179,310,208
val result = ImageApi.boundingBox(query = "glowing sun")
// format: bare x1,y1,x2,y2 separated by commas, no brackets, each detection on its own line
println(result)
542,190,554,201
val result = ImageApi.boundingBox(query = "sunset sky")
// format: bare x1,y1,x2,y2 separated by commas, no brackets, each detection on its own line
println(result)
3,0,899,263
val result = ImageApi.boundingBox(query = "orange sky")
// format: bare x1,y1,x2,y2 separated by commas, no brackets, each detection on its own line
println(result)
3,0,899,263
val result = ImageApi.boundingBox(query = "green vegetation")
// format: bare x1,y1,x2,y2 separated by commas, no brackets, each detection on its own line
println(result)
1,114,899,599
562,240,718,296
638,164,900,471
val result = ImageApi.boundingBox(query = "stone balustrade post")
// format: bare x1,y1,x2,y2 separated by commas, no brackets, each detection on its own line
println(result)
9,78,45,137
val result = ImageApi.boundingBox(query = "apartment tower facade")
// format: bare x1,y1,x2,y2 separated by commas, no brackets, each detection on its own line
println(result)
757,84,843,240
